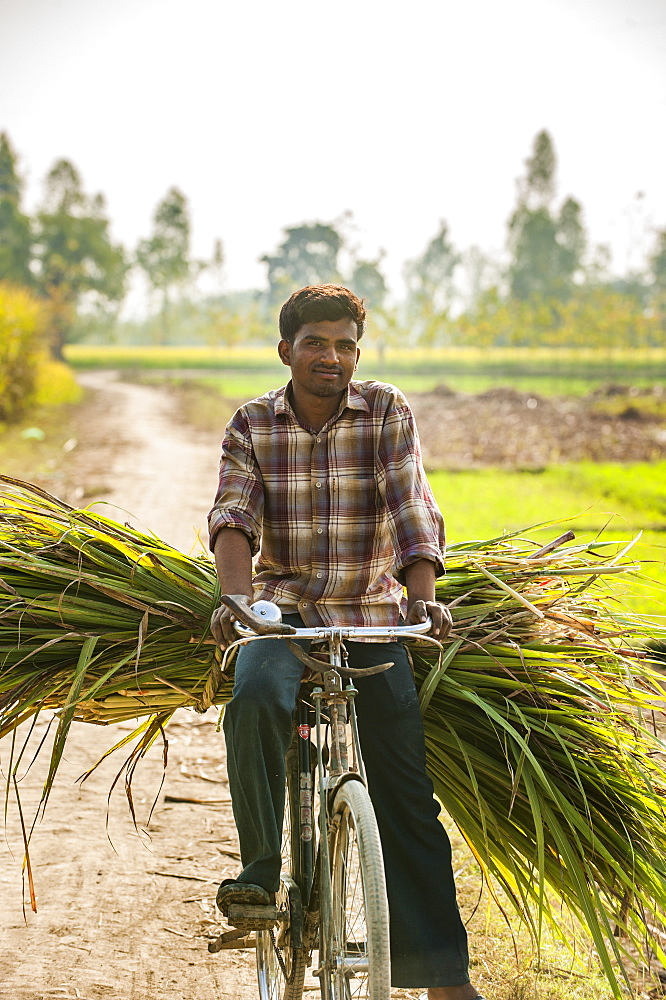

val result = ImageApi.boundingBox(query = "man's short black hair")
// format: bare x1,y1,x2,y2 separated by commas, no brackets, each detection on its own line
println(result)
279,285,366,344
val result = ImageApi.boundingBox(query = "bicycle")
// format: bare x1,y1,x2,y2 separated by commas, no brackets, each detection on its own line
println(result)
208,597,443,1000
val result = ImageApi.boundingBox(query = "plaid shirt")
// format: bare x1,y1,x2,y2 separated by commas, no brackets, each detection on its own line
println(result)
208,380,445,628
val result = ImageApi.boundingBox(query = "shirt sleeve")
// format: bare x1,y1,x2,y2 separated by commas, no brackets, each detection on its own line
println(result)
377,389,445,582
207,408,265,555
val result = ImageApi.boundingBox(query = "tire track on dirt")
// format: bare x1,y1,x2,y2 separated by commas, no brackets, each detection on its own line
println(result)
74,371,222,553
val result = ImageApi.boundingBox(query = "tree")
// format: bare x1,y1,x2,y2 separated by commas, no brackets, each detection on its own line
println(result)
210,238,225,290
556,196,586,285
349,255,388,309
649,228,666,295
0,133,33,286
649,228,666,327
404,221,459,344
348,254,401,364
507,131,586,301
261,223,343,302
405,221,459,309
521,128,556,210
33,159,127,357
136,187,196,342
508,207,561,300
458,245,500,311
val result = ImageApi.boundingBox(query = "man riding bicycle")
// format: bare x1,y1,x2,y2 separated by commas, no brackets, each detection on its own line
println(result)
208,284,486,1000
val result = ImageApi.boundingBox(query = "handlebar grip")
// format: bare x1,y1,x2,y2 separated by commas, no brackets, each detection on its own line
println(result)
220,595,297,635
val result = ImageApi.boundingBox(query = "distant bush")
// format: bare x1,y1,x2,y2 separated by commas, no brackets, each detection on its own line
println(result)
0,283,46,423
33,359,82,407
455,288,666,349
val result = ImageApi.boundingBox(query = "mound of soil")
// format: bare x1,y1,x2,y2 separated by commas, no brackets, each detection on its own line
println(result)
409,385,666,468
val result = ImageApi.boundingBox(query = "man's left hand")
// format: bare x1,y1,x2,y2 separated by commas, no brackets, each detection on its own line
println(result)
406,599,452,640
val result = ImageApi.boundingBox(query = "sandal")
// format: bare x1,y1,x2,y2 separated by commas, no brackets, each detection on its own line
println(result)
216,878,271,916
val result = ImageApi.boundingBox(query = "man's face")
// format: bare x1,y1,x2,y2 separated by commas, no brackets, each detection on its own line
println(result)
278,318,361,400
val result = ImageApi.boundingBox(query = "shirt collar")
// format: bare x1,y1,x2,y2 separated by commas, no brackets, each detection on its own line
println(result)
346,381,371,413
275,380,370,421
274,384,291,417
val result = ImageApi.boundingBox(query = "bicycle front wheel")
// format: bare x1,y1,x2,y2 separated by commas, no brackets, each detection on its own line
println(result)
321,779,390,1000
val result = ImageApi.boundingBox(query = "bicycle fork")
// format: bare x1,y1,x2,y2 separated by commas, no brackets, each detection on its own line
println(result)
310,631,365,988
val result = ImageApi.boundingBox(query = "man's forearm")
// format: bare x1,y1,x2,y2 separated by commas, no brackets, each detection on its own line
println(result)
404,559,437,608
213,528,253,599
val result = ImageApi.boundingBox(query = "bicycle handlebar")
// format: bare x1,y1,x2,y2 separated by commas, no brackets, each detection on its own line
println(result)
228,598,432,641
246,621,433,639
219,599,439,682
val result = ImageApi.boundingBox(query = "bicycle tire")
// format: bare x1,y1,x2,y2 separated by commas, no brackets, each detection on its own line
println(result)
256,742,307,1000
320,780,390,1000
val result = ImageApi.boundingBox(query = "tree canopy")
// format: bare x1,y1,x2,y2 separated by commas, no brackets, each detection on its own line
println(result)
0,133,33,287
507,130,586,301
33,159,127,357
136,187,198,342
349,256,388,310
261,223,343,302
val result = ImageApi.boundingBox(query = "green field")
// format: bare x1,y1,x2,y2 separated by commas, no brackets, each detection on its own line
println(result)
64,344,666,397
428,463,666,621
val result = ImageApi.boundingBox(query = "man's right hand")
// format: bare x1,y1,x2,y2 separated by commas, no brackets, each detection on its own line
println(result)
211,594,252,649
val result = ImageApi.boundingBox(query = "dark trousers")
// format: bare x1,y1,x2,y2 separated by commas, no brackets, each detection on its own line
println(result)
223,616,471,988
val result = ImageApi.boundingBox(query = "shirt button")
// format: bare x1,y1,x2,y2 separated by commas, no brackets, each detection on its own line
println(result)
316,572,323,579
315,481,322,488
301,602,308,608
316,437,321,443
317,528,323,534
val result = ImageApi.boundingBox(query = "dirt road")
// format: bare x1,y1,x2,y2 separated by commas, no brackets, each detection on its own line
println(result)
68,371,222,553
0,707,262,1000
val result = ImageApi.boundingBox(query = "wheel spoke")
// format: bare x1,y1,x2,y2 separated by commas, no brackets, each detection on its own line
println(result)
321,782,390,1000
255,743,307,1000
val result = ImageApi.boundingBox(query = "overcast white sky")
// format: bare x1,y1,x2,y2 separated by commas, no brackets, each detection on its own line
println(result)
1,0,665,297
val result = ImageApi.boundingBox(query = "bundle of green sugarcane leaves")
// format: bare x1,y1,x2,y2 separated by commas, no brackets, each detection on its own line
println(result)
1,474,665,995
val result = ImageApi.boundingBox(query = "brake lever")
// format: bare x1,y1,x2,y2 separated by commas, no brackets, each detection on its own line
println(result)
220,594,297,635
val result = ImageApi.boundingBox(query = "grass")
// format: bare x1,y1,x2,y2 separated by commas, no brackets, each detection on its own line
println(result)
0,408,82,486
428,463,666,620
447,817,621,1000
63,344,666,397
0,357,82,484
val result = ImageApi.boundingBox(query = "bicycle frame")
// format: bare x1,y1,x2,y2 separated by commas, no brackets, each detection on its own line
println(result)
219,610,442,995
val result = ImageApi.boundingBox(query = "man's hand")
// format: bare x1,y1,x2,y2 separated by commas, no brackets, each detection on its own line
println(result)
403,559,452,641
211,529,254,649
211,594,251,649
406,599,452,641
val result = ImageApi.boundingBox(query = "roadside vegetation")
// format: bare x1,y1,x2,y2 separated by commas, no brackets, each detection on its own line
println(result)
0,283,82,484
